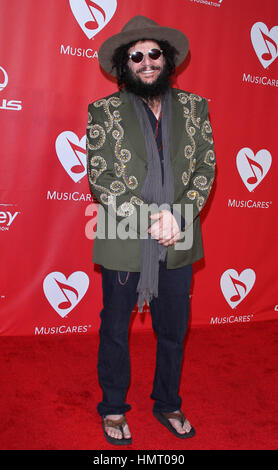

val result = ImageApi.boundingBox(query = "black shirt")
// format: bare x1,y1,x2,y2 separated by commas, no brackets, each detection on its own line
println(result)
142,100,164,184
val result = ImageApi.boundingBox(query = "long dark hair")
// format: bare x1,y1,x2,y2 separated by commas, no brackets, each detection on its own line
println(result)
111,39,178,89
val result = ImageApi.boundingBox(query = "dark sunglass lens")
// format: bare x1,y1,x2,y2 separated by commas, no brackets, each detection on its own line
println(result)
131,51,144,63
149,49,161,60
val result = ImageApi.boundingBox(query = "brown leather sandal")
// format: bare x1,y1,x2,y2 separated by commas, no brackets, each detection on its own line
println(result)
153,409,196,439
102,415,132,446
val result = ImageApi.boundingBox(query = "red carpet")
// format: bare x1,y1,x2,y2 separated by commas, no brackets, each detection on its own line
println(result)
0,319,278,450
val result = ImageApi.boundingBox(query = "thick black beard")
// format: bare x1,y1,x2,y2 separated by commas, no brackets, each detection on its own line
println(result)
123,64,171,102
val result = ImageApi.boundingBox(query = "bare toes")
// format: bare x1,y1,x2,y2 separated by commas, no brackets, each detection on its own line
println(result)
169,416,192,435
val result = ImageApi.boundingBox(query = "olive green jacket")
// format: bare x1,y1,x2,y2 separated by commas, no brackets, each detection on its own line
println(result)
86,88,215,271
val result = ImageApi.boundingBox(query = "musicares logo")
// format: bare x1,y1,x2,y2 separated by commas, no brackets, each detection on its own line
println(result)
43,271,90,317
251,22,278,69
55,131,86,183
236,147,272,192
69,0,117,39
220,269,256,309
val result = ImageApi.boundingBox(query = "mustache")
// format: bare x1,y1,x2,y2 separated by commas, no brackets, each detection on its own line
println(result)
136,65,161,74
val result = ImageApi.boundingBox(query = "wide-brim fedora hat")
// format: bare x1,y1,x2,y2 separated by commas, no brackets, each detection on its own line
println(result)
98,15,189,76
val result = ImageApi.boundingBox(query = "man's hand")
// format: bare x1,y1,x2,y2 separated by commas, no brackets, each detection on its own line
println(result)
148,210,181,246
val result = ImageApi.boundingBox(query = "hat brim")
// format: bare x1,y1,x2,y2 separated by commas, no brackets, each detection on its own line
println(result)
98,25,189,75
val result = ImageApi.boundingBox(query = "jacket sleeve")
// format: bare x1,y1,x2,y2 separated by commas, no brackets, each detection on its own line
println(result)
86,101,148,237
171,97,216,229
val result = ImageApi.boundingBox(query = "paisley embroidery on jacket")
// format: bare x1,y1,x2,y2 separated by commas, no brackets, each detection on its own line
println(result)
87,122,106,150
87,155,116,206
178,93,201,187
202,120,213,144
117,197,143,217
204,149,216,168
178,92,215,211
87,96,142,217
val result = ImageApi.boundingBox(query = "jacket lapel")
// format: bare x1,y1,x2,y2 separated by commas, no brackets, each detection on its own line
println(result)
170,88,186,165
118,90,148,163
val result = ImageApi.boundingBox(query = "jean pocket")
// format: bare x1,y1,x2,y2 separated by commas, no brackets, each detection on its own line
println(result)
117,271,130,286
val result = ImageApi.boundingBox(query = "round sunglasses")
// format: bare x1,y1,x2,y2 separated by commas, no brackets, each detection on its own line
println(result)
128,48,163,64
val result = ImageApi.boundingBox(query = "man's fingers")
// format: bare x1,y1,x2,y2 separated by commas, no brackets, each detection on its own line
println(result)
158,230,181,246
148,221,160,238
149,212,161,220
148,210,180,244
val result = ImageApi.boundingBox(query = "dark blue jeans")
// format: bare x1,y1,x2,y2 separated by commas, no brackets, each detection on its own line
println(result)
97,260,192,417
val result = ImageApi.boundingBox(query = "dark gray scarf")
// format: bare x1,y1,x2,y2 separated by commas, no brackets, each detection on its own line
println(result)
128,89,174,312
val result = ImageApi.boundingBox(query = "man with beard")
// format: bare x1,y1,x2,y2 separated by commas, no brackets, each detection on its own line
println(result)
86,15,215,445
